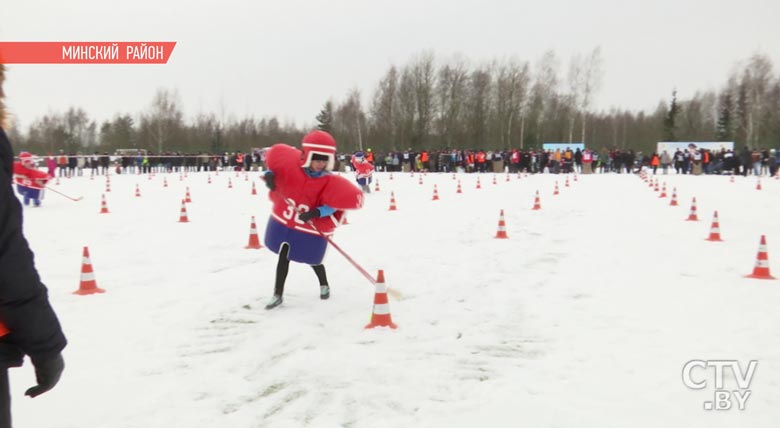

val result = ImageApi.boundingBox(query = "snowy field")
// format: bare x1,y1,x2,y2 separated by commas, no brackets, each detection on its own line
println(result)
10,167,780,428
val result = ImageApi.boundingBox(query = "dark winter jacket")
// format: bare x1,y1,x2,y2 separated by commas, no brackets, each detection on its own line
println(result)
0,128,67,368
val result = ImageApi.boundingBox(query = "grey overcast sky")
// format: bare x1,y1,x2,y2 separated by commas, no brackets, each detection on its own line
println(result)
1,0,779,129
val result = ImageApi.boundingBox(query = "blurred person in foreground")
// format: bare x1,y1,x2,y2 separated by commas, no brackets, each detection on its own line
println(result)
261,130,364,310
0,64,67,428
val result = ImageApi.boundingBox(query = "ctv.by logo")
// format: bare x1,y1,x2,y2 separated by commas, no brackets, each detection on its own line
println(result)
682,360,758,410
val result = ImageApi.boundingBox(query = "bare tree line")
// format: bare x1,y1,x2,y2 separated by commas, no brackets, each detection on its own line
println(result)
9,50,780,156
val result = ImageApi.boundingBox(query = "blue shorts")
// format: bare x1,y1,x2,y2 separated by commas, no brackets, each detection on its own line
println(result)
264,218,328,265
356,177,372,186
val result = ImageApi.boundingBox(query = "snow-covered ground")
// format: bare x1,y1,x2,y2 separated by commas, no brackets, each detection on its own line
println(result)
11,167,780,427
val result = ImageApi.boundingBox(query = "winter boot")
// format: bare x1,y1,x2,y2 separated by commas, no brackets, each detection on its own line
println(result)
320,285,330,300
264,294,283,310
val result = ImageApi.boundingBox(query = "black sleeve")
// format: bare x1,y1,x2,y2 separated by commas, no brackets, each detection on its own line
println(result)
0,128,67,366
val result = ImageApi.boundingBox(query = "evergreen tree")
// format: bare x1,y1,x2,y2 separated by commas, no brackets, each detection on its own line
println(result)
716,92,733,142
663,90,680,141
316,101,334,133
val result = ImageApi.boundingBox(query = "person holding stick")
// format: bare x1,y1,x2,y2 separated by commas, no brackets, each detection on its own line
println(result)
261,130,364,310
0,64,67,427
12,152,51,207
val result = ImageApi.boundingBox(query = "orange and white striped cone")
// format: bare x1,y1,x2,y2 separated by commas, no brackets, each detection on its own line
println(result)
208,175,212,184
99,194,109,214
492,175,497,185
756,179,762,190
432,184,440,201
745,235,776,280
648,178,653,188
670,188,679,206
418,176,423,185
456,180,462,194
654,180,659,192
365,270,398,329
388,192,398,211
179,174,183,182
573,174,578,182
251,181,257,195
505,173,510,182
244,173,249,182
163,177,168,188
565,176,570,187
658,183,667,198
730,175,735,183
495,209,509,239
553,181,559,195
374,179,380,192
185,187,192,203
105,181,111,193
228,178,233,189
705,211,723,241
178,199,189,223
532,190,542,210
73,246,106,295
134,184,141,198
245,216,263,249
476,177,482,189
686,197,699,221
452,172,456,180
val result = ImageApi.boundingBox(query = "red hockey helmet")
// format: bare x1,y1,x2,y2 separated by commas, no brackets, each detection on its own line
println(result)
301,130,336,171
18,151,35,167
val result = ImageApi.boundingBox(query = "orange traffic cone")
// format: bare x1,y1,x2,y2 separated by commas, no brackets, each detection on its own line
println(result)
532,190,542,210
658,183,667,198
432,184,440,201
745,235,776,279
756,179,762,190
388,192,398,211
476,177,482,189
245,216,262,249
105,181,111,192
251,181,257,195
374,179,380,192
228,178,233,189
705,211,723,241
730,175,735,183
553,181,560,195
573,174,578,182
456,180,462,194
99,194,109,214
418,175,423,185
670,188,679,206
185,187,192,203
134,184,141,197
365,270,398,329
208,175,212,184
492,174,497,185
178,199,189,222
163,177,168,188
565,176,570,187
505,173,510,182
73,246,106,295
495,209,509,239
452,172,456,180
685,197,698,221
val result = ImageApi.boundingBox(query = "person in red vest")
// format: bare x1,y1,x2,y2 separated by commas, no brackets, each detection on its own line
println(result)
261,131,364,309
13,152,51,207
351,151,374,193
0,64,67,428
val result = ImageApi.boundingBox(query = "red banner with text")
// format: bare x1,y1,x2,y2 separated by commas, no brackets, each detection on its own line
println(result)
0,42,176,64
